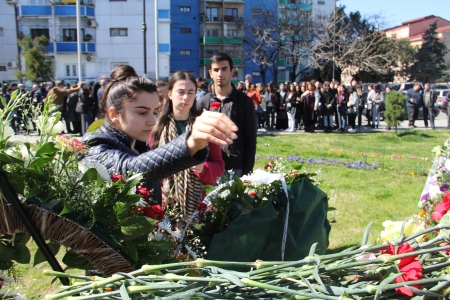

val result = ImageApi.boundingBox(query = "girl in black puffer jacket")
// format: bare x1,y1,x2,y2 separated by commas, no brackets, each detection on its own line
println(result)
82,65,237,193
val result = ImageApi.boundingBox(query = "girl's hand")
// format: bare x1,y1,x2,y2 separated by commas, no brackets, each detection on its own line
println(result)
190,163,204,174
186,111,238,156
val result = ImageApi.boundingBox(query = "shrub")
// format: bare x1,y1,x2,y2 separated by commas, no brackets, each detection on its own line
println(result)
384,91,406,135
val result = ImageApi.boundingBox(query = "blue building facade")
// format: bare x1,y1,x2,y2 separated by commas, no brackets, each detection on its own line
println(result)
243,0,278,84
170,1,200,75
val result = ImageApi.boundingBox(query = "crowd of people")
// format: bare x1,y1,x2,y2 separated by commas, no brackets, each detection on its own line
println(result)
0,51,443,221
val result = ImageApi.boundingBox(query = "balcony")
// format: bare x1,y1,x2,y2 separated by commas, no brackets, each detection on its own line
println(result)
42,42,95,53
200,14,244,23
200,57,242,66
200,36,243,44
17,5,95,18
279,0,312,10
202,0,244,3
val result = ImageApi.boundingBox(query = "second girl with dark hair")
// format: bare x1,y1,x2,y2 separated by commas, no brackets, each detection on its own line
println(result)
152,71,225,218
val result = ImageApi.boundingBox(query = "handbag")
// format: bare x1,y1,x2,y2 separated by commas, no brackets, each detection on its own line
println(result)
379,101,386,112
347,106,357,115
75,98,83,113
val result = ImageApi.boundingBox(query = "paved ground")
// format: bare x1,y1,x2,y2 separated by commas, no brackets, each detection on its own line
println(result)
8,112,450,144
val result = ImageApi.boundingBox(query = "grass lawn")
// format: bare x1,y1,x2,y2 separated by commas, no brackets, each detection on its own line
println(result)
255,130,449,251
4,129,450,298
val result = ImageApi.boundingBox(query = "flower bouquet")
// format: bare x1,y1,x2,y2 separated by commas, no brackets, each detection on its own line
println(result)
180,160,331,264
0,97,185,276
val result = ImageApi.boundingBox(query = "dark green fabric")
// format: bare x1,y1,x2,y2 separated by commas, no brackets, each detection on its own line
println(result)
207,178,331,262
175,120,187,135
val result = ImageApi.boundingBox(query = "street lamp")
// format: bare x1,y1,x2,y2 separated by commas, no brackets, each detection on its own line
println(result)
142,0,147,76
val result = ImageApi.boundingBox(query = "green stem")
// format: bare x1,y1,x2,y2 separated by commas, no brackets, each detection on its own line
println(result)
165,273,228,283
241,278,339,300
127,283,187,294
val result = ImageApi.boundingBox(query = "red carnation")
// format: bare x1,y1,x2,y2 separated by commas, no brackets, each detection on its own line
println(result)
248,191,257,197
210,101,221,112
265,162,275,170
143,205,165,221
197,202,207,211
112,174,124,183
431,192,450,221
137,187,150,200
380,242,422,297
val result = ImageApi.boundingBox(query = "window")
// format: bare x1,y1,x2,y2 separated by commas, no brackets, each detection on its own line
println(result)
110,28,128,36
111,62,128,69
224,8,238,22
62,28,83,42
31,28,49,39
65,64,85,77
226,29,238,37
0,66,6,71
180,6,190,12
0,28,3,37
206,7,218,21
318,0,325,4
251,9,262,15
287,0,295,3
206,29,219,37
180,50,191,55
180,28,191,34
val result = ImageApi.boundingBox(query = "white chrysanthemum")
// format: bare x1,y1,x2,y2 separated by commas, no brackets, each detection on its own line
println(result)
444,159,450,172
148,231,164,241
78,158,110,181
36,114,65,136
429,184,443,200
219,189,230,198
19,144,33,168
158,218,182,240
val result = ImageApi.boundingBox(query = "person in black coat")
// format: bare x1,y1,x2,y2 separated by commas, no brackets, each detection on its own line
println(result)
320,82,336,133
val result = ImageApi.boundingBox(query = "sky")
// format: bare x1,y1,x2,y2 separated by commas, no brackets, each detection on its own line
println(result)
338,0,450,29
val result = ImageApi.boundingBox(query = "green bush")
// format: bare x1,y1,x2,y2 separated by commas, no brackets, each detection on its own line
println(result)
384,91,406,135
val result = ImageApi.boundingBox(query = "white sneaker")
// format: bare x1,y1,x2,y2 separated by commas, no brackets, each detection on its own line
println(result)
260,128,267,132
284,129,290,132
348,129,356,133
288,129,295,132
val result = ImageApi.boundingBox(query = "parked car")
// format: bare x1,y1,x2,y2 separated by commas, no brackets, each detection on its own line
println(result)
436,89,450,113
431,84,450,90
402,101,440,120
398,82,423,94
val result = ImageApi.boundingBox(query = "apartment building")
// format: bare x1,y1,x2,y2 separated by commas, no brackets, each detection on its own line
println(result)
1,0,20,83
1,0,170,84
244,0,334,84
198,0,245,81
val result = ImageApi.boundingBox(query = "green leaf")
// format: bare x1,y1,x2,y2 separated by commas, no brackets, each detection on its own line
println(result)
79,168,99,183
0,153,23,164
119,282,131,300
240,198,253,215
0,242,18,261
13,245,31,264
13,233,31,246
114,202,131,222
120,216,157,239
60,203,75,215
62,250,93,270
202,185,216,194
116,194,143,204
35,142,58,157
33,243,60,266
122,242,138,262
7,172,24,194
234,176,245,197
28,157,53,170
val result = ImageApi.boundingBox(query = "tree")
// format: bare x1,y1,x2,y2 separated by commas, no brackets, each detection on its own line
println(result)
409,22,448,83
384,91,406,136
389,39,417,81
15,35,53,83
313,8,395,82
244,1,281,84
